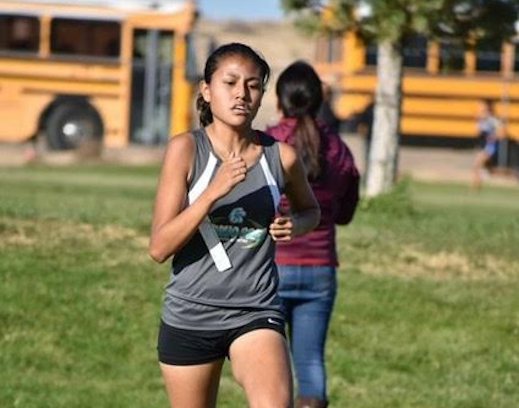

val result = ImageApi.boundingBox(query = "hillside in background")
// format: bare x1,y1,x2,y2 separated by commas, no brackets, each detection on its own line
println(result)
192,18,315,128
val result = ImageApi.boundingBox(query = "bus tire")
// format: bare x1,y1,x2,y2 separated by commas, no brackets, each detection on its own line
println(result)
45,103,103,150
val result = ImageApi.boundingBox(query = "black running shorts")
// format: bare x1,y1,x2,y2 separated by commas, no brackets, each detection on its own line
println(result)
157,317,286,366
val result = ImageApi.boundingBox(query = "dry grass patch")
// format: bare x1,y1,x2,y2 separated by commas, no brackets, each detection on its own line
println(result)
360,244,519,281
0,219,38,246
0,217,149,266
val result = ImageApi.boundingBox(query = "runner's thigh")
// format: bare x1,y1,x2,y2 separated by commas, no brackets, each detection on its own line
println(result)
160,360,224,408
229,329,293,408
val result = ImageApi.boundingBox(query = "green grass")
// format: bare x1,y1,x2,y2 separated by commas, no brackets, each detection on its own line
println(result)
1,165,518,408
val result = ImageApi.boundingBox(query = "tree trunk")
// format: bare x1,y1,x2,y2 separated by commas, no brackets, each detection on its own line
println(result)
365,39,403,197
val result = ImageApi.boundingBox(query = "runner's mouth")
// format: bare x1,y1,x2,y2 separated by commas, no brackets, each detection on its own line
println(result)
232,105,251,114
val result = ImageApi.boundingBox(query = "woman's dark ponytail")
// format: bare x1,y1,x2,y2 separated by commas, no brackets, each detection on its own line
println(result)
196,94,213,127
276,61,324,179
293,115,321,179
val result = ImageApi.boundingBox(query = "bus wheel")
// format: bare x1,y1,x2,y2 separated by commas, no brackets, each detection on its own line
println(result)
45,103,103,150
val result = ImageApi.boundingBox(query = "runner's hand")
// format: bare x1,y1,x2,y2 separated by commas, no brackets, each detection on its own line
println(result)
269,205,294,241
207,152,247,200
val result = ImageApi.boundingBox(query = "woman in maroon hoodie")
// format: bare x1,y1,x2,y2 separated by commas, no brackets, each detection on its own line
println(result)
266,61,359,408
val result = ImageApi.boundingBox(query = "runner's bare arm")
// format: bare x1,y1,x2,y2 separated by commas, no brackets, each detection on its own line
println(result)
149,133,247,263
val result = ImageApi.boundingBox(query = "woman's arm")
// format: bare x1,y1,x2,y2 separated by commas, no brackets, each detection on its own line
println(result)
269,142,320,241
336,173,360,225
331,137,360,225
148,133,247,263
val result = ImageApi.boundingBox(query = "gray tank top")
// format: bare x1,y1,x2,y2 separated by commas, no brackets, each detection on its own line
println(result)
161,128,286,330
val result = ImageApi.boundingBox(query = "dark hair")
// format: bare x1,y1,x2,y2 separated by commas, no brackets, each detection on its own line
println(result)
196,42,270,127
276,61,323,179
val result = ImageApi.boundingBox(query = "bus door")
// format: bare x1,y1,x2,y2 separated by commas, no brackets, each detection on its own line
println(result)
130,29,173,144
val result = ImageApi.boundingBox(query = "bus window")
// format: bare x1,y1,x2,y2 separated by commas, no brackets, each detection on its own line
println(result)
365,40,377,66
185,32,201,81
475,38,501,72
315,34,342,64
50,18,121,58
514,43,519,73
402,34,427,68
439,39,465,73
326,34,342,63
130,29,174,144
364,35,427,69
0,15,39,53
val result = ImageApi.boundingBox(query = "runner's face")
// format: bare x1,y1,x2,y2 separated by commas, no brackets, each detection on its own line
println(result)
201,55,264,129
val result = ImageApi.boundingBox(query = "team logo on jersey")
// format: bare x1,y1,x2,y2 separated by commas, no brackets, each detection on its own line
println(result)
212,206,267,248
229,207,246,224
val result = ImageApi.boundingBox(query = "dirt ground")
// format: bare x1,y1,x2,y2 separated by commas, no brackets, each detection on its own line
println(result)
1,134,517,189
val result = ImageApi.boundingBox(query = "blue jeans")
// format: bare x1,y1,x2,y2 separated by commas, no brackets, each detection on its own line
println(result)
277,264,337,400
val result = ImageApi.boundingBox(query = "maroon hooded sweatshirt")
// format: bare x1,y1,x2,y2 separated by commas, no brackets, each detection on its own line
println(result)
266,118,360,266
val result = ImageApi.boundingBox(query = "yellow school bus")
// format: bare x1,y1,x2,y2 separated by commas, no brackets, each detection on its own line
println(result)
0,0,196,149
314,31,519,143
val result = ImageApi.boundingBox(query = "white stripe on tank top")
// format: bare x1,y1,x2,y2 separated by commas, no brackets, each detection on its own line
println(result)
188,152,232,272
